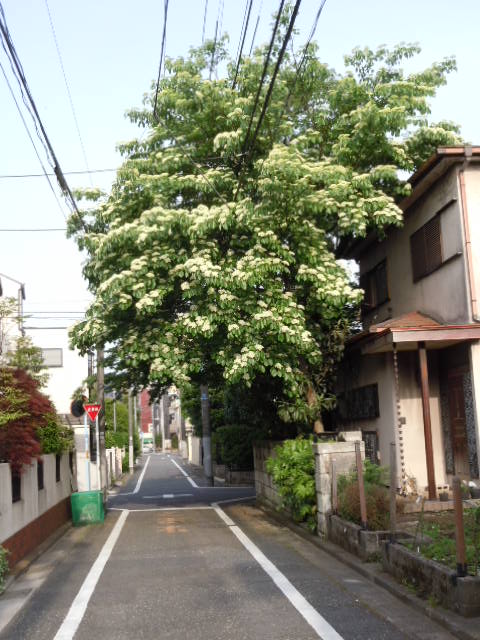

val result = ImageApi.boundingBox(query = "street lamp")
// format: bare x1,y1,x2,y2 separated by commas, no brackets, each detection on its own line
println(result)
0,272,26,336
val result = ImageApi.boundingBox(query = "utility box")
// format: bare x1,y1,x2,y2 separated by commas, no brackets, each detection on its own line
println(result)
71,490,104,526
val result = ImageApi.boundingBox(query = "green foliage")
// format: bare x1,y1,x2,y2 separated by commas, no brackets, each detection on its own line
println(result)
170,433,179,450
103,397,140,456
266,438,316,530
408,507,480,574
37,416,73,454
213,424,265,470
337,460,390,530
155,433,163,449
0,546,9,594
68,29,459,429
0,298,49,387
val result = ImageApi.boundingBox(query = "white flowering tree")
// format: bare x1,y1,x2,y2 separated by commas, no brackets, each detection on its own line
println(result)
69,32,459,427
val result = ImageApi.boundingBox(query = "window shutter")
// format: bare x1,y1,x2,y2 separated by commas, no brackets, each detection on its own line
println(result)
424,216,442,273
411,227,426,281
375,261,388,305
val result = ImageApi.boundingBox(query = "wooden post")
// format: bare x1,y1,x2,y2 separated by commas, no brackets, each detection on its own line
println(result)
418,342,437,500
331,459,337,515
355,441,367,529
452,476,468,577
389,442,397,541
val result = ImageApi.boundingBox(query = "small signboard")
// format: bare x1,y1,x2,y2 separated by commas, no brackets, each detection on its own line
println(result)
83,403,101,422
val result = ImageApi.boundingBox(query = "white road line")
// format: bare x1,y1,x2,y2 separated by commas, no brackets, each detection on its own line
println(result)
169,457,199,488
212,504,344,640
142,493,194,499
213,496,256,505
133,455,151,493
53,510,129,640
110,506,213,512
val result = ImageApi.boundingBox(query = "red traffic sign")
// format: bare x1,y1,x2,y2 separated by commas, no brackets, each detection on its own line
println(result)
83,403,101,422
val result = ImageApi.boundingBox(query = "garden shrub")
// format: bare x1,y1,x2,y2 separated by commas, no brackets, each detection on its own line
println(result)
0,546,9,594
214,424,263,470
337,460,390,530
266,438,316,531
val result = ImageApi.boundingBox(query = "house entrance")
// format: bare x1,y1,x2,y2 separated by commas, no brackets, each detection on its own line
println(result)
448,370,470,477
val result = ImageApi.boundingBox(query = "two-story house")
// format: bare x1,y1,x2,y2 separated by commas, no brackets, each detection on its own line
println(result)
338,146,480,498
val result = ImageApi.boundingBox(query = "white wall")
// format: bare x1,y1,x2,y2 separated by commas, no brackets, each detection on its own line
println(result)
463,165,480,322
27,326,88,414
338,352,396,470
0,454,71,544
361,166,470,327
397,351,447,491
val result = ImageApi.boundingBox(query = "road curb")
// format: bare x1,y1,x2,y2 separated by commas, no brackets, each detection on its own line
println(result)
256,502,480,640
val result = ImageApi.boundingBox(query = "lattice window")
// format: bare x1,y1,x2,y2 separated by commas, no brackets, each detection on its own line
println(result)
410,216,443,281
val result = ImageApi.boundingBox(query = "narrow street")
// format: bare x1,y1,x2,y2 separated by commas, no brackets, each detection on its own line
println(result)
0,455,457,640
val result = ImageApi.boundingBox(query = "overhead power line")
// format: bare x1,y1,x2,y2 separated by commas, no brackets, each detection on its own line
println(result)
153,0,169,120
202,0,209,44
44,0,92,187
241,0,286,158
0,168,117,179
243,0,303,166
249,0,263,56
0,227,66,231
232,0,254,89
284,0,328,110
0,59,66,220
0,2,86,230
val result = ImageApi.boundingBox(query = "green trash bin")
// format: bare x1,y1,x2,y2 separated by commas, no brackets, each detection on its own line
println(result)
71,490,104,526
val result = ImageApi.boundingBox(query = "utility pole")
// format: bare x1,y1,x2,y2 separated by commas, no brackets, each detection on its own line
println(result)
97,347,107,500
128,390,134,472
113,392,117,432
200,384,213,486
162,392,170,450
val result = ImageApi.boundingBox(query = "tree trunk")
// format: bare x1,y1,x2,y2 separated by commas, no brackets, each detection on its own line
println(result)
307,384,324,434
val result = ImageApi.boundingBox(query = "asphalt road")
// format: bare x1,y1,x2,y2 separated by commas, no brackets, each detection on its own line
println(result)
0,454,457,640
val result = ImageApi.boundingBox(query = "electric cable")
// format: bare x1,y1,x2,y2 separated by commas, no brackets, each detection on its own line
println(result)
0,59,66,220
243,0,302,166
153,0,169,119
0,168,116,179
0,2,86,230
249,0,263,56
202,0,209,43
232,0,253,89
240,0,286,158
284,0,327,111
44,0,92,187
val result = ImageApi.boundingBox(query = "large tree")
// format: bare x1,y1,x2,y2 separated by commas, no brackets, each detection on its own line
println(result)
69,18,460,427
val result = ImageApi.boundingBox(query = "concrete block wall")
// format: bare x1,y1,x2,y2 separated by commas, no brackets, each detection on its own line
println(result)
253,442,283,509
313,437,364,535
0,455,72,568
105,447,123,484
189,436,202,467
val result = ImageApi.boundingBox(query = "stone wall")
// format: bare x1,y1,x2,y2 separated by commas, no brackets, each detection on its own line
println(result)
313,435,364,535
253,441,283,509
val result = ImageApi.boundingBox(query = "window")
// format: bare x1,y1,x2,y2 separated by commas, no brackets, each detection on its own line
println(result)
359,260,389,313
37,459,44,490
11,469,21,503
337,384,380,421
55,454,61,482
410,216,443,281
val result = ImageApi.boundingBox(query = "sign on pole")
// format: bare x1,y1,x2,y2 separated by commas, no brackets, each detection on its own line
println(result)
83,403,101,422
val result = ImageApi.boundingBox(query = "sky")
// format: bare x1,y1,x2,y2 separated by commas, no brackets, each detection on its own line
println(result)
0,0,479,335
